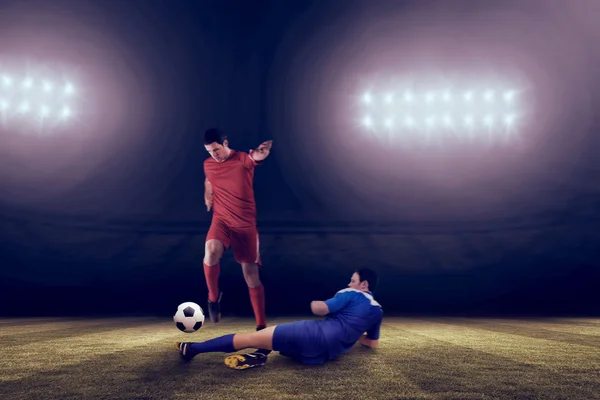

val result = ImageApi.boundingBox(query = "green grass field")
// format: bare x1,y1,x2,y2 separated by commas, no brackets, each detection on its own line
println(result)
1,317,599,399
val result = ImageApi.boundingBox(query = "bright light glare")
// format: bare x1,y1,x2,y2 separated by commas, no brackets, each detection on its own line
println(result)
0,68,81,128
22,78,33,89
356,81,525,143
504,91,515,103
65,83,74,95
61,106,72,118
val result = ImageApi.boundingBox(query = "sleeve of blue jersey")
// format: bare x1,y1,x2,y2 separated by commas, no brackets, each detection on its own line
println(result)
366,318,382,340
324,291,353,314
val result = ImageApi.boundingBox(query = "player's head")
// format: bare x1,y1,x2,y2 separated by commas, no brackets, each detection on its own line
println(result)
204,128,230,162
348,268,378,293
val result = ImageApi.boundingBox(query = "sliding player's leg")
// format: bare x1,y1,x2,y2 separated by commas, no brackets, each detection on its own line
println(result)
229,320,328,369
270,321,329,365
176,326,276,368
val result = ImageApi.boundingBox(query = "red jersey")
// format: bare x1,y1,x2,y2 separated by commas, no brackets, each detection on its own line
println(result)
204,150,261,228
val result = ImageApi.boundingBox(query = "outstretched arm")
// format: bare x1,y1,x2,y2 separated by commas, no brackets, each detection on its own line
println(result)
250,140,273,162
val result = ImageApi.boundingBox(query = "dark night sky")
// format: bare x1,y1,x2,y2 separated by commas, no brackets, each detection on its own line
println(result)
0,0,599,317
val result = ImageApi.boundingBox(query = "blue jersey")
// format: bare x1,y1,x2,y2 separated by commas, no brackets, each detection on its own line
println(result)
317,288,383,360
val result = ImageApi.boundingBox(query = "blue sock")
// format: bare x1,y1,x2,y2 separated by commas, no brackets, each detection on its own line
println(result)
189,334,236,354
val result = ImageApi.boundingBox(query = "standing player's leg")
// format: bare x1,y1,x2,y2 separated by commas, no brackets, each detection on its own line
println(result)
176,326,276,369
240,262,267,329
231,227,267,330
204,219,230,323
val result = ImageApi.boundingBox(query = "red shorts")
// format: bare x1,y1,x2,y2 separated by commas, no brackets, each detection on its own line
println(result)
206,219,261,265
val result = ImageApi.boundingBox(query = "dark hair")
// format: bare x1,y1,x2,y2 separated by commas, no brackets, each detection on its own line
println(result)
204,128,227,145
356,268,378,292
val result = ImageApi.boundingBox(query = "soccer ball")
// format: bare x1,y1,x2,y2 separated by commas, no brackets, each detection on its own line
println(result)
173,302,205,333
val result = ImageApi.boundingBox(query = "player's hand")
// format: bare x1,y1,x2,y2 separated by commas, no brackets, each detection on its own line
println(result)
252,140,273,162
205,196,212,212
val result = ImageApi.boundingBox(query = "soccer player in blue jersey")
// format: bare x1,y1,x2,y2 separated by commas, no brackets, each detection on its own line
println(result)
175,268,382,370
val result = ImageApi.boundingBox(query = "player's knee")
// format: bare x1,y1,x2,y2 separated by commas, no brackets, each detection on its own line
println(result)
204,240,224,263
241,263,261,287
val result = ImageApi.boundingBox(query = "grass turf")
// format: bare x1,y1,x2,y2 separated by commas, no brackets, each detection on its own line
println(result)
0,317,599,399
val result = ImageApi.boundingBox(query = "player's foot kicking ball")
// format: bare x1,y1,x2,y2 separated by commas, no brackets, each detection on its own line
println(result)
175,342,197,362
224,352,268,370
207,292,222,323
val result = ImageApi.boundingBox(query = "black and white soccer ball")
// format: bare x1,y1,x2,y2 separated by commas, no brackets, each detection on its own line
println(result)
173,302,205,333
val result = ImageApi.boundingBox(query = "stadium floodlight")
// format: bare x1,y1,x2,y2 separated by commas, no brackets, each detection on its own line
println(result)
2,75,12,87
19,101,30,113
362,115,373,127
22,78,33,89
64,83,74,95
357,79,525,142
40,105,50,117
0,66,80,131
43,81,53,93
61,106,72,119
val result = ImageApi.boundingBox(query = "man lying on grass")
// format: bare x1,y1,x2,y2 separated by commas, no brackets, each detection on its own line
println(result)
176,268,383,370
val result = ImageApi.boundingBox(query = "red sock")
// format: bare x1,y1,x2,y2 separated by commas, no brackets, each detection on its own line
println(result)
249,285,266,327
203,262,220,302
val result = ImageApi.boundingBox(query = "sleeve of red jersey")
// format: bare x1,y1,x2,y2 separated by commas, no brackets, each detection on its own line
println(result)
203,159,210,179
242,150,263,169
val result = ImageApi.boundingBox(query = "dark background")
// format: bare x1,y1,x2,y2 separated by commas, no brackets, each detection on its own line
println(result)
0,0,599,318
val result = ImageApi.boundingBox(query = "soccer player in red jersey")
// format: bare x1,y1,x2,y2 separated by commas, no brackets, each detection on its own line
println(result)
202,128,273,337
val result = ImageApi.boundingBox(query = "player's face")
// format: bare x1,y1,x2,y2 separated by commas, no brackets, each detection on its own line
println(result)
205,141,229,162
348,273,366,291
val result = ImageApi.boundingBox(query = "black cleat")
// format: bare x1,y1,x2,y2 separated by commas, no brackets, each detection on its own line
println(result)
175,342,197,362
224,352,268,370
254,325,272,356
207,292,222,323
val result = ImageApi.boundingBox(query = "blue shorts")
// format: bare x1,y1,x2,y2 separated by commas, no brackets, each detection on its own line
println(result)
272,320,329,365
